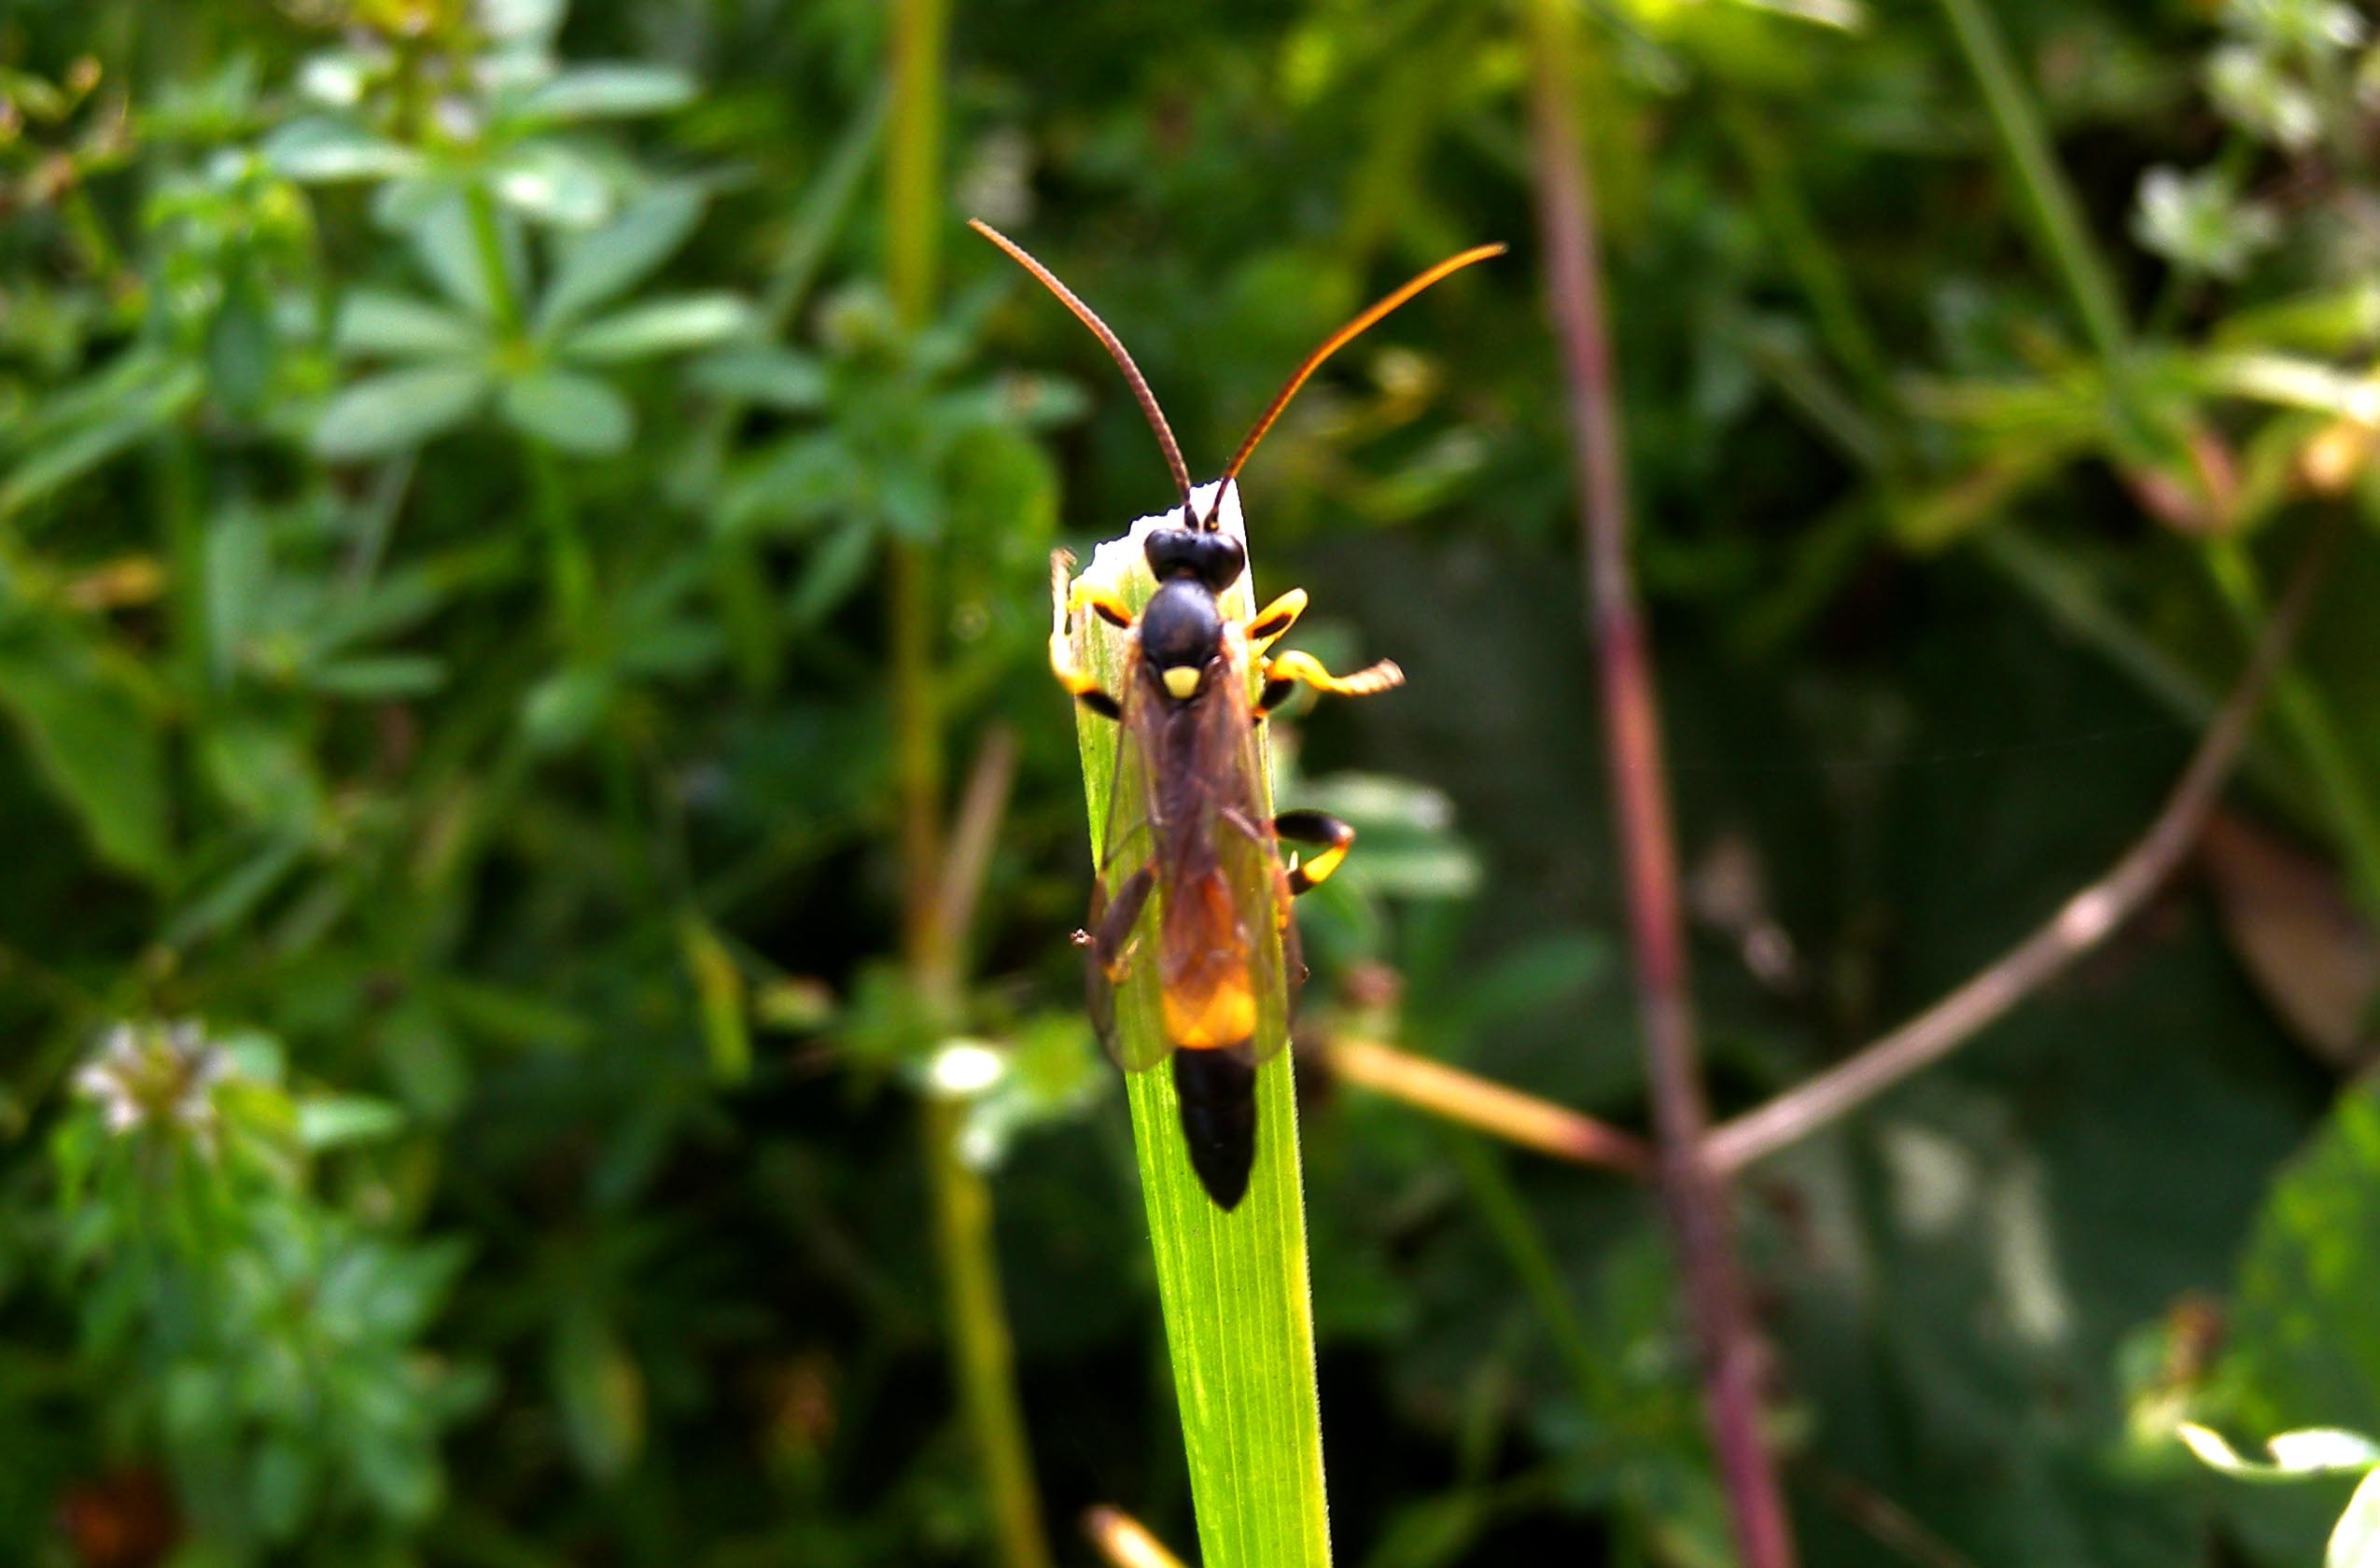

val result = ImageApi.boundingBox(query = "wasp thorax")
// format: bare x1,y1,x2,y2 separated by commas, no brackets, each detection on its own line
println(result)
1140,578,1222,701
1144,525,1244,593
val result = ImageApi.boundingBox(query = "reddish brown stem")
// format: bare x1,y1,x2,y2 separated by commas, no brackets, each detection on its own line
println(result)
1524,4,1799,1565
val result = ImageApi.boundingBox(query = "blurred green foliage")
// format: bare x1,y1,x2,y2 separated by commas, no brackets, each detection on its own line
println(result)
2,0,2380,1563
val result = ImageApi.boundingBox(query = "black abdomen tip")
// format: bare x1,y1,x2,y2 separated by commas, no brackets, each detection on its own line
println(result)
1171,1045,1258,1210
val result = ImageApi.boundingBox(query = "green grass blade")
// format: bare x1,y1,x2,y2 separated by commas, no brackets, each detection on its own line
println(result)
1930,0,2131,366
1064,483,1332,1568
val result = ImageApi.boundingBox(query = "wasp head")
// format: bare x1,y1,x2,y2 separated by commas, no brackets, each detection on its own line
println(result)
1144,525,1244,594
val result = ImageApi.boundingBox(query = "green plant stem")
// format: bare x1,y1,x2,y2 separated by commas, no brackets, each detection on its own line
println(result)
690,86,888,693
1930,0,2130,370
1525,4,1799,1565
922,1095,1049,1566
887,5,1052,1566
464,184,522,334
1976,527,2216,729
1710,80,2334,835
527,445,595,660
1719,101,1893,414
462,183,592,660
887,0,944,340
889,0,948,964
1445,1135,1613,1419
62,187,129,291
2201,539,2380,916
1066,534,1333,1568
155,427,206,707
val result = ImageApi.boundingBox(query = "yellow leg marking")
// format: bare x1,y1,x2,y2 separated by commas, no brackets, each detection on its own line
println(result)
1266,648,1405,698
1047,550,1118,714
1070,581,1138,632
1291,840,1348,892
1243,587,1308,649
1274,810,1353,895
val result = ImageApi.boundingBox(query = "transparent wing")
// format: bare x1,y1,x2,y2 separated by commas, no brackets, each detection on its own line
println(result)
1088,656,1169,1071
1197,656,1295,1067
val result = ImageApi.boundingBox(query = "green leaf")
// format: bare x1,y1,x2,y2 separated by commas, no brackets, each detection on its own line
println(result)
560,294,751,363
944,423,1057,558
410,196,512,320
202,719,324,831
552,1308,645,1479
206,271,275,416
161,834,306,947
538,184,707,329
304,654,448,699
251,1435,317,1542
297,1096,406,1151
2223,1083,2380,1437
481,0,562,42
789,521,877,627
2333,1469,2380,1568
334,290,485,360
0,362,203,521
352,1435,441,1522
491,139,613,229
520,63,695,121
1060,485,1331,1568
0,623,170,878
520,665,613,753
679,917,751,1085
315,365,490,459
433,974,595,1051
687,346,827,410
718,431,860,535
499,368,633,455
261,116,421,182
204,503,270,688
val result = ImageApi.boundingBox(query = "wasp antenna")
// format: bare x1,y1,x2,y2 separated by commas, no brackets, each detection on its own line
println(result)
971,218,1195,512
1219,243,1505,489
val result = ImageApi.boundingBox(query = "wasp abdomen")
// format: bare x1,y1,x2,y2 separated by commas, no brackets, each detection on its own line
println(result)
1171,1044,1257,1211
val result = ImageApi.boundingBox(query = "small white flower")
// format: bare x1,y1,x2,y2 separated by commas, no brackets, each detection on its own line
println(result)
72,1019,235,1150
922,1039,1008,1099
2133,165,2281,281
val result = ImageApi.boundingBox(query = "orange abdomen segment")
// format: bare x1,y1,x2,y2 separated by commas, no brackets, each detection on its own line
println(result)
1158,869,1256,1051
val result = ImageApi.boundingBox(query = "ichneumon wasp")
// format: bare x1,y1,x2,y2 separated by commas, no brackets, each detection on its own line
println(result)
973,219,1499,1209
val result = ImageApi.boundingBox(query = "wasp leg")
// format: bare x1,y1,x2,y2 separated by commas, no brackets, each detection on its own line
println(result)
1242,587,1308,649
1049,551,1122,720
1076,861,1155,1055
1253,649,1404,720
1273,809,1354,896
1071,581,1138,632
1078,862,1155,980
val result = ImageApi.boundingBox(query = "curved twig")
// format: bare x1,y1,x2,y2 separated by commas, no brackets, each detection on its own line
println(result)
1707,522,2336,1175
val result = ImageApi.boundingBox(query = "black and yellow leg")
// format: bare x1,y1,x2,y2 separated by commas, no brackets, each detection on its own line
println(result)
1253,649,1405,720
1273,809,1354,896
1048,551,1122,720
1243,587,1308,648
1071,580,1138,632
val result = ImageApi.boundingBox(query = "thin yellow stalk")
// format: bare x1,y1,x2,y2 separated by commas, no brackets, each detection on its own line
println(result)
886,4,1052,1565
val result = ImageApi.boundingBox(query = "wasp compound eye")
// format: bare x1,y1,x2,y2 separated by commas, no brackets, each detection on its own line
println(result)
1145,527,1205,580
1192,531,1245,593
